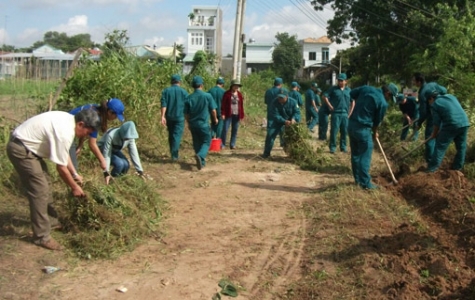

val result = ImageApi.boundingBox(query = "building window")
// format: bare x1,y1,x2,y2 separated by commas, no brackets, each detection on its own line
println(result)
322,48,329,63
308,52,316,61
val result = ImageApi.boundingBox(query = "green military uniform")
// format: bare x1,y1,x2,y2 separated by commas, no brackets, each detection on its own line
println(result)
208,78,225,138
185,76,217,169
263,88,300,157
161,74,189,160
324,74,351,153
305,83,319,131
424,91,469,172
417,82,447,163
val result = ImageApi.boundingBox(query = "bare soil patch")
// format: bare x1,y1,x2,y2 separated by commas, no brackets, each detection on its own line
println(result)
2,143,475,300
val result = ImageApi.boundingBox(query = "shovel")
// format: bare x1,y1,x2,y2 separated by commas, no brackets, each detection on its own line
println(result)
375,137,398,185
398,137,431,160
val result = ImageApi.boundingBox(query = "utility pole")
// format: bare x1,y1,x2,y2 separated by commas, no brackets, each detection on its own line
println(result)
231,0,243,80
236,0,246,82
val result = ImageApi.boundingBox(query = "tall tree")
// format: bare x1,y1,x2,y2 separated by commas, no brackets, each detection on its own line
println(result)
102,29,130,58
272,32,302,83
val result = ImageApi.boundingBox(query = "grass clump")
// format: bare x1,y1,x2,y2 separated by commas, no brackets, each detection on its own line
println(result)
283,124,332,170
57,175,165,259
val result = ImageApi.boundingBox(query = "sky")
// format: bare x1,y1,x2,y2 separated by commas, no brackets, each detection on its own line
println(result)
0,0,351,55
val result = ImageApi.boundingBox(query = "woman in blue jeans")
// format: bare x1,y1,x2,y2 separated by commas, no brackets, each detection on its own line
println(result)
221,80,245,149
97,121,145,184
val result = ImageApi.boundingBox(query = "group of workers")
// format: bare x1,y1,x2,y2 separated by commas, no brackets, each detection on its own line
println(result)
6,70,469,251
6,74,245,250
261,72,470,190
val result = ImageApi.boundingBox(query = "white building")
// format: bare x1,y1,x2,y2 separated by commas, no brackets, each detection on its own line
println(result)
299,36,333,79
183,5,223,74
245,42,274,74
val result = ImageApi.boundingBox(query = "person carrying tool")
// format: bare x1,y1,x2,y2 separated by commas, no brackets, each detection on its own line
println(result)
413,73,447,163
423,89,469,172
348,83,398,189
323,73,353,153
396,93,419,141
161,74,189,161
305,82,320,133
185,76,218,170
262,88,300,158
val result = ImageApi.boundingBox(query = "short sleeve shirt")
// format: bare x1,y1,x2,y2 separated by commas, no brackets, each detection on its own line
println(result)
13,111,76,166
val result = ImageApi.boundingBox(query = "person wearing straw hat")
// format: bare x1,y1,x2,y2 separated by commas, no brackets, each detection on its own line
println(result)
396,93,419,141
161,74,189,161
208,77,226,139
348,83,398,189
323,73,352,153
7,109,100,250
305,82,320,133
262,88,300,158
221,79,245,150
185,76,218,170
423,89,469,173
288,81,303,122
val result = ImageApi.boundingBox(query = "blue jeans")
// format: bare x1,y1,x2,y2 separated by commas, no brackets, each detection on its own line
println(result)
111,150,130,176
221,115,240,148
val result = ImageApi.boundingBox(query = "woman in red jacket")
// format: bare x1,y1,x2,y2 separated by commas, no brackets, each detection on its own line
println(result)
220,80,245,149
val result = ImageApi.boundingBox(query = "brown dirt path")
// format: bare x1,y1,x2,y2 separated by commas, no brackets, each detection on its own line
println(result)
1,147,326,300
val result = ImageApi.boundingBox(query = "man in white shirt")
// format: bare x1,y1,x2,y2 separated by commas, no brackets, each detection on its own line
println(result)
6,109,100,250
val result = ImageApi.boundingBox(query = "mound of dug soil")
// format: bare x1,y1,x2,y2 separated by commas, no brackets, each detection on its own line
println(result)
378,170,475,299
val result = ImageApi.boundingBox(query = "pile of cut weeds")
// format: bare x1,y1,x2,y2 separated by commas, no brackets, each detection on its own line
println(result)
57,175,165,259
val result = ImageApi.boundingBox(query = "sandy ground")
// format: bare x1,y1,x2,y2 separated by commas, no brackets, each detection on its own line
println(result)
1,147,321,300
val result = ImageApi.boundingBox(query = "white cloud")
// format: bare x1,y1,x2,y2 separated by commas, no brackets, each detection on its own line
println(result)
50,15,89,36
13,28,41,46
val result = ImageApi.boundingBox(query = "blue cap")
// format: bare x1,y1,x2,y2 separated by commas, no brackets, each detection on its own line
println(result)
274,77,283,85
291,81,300,88
338,73,347,80
171,74,181,83
107,98,125,122
216,77,225,84
192,76,204,87
277,88,288,99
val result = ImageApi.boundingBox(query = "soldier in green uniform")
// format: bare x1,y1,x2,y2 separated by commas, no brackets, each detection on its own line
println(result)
208,77,225,138
262,88,300,158
424,89,470,172
305,82,319,132
161,74,189,161
323,73,352,153
184,76,218,170
288,81,303,122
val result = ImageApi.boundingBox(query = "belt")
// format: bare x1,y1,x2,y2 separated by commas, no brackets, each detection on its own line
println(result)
10,135,24,146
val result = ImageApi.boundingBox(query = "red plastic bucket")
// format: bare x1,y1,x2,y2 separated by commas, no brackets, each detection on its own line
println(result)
209,138,222,152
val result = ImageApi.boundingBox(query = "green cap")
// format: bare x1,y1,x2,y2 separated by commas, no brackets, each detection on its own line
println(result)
277,88,288,99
